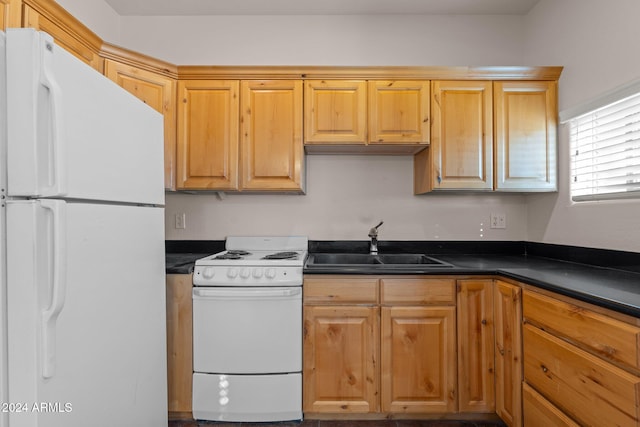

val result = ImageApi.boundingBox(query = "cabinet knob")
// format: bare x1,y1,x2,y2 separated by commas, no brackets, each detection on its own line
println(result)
541,365,548,373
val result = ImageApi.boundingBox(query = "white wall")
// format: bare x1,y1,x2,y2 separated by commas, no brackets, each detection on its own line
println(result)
523,0,640,252
55,0,121,44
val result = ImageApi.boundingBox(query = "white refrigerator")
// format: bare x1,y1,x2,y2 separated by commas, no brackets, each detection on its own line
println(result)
0,29,167,426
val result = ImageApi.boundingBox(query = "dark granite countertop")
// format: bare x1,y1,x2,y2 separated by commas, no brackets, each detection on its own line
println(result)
166,240,640,317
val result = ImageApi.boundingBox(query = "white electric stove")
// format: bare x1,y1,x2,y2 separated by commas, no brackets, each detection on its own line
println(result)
191,236,307,422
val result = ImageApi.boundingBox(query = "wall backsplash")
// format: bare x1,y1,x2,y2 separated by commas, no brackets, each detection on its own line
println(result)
164,155,527,241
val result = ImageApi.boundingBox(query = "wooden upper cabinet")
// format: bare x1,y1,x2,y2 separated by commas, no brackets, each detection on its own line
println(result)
22,3,103,72
304,80,367,145
176,80,240,190
494,81,557,191
0,0,22,30
368,80,430,145
417,81,493,193
240,80,304,192
104,60,177,190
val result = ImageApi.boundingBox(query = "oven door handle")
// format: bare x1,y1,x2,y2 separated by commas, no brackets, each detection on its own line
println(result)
193,287,302,299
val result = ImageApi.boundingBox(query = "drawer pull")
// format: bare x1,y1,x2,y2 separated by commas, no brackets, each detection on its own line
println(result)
541,364,548,373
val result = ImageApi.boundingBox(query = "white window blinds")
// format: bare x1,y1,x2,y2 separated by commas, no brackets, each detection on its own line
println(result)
570,91,640,201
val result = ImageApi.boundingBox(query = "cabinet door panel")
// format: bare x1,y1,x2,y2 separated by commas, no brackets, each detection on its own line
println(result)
241,80,304,192
494,280,523,427
369,80,430,145
381,306,456,413
1,0,21,30
104,60,177,190
429,81,493,191
177,80,239,190
494,81,557,191
457,279,495,413
522,383,579,427
304,80,367,144
303,305,379,413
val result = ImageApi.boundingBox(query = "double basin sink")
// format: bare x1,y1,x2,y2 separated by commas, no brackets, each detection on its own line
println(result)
305,253,453,270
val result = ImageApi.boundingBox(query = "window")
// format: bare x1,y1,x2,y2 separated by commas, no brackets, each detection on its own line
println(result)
569,91,640,201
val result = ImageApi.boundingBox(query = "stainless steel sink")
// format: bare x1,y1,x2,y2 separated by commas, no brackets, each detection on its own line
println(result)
306,253,453,269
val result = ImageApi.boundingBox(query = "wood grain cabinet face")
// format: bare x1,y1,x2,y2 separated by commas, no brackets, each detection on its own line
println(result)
381,306,457,413
368,80,430,145
304,80,367,145
166,274,193,419
494,81,557,191
241,80,304,192
494,280,523,427
522,383,580,427
456,279,495,413
421,81,493,192
0,0,21,30
104,60,177,190
176,80,240,190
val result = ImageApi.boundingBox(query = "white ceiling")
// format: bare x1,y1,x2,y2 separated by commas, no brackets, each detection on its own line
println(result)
103,0,541,16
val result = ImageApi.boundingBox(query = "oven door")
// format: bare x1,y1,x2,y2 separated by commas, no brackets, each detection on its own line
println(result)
192,286,302,374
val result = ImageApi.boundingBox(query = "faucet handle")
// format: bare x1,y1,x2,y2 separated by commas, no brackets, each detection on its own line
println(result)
368,220,384,238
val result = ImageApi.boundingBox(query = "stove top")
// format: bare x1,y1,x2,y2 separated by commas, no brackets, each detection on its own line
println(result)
195,236,308,267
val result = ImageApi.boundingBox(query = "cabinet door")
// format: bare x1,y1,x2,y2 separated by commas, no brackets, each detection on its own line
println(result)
104,60,177,190
241,80,304,192
166,274,193,418
22,4,103,72
176,80,240,190
422,81,493,192
368,80,430,145
304,80,367,144
303,305,379,413
494,280,523,427
381,306,457,413
457,279,495,413
0,0,21,30
494,81,557,191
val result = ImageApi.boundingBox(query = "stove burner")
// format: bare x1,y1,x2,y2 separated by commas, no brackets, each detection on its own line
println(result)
262,251,299,260
214,250,252,260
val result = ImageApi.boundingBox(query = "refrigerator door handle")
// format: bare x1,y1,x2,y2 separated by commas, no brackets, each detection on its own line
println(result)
39,200,68,379
38,36,67,197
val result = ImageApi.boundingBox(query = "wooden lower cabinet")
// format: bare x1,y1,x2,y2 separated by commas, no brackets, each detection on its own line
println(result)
522,383,579,427
303,305,379,413
494,280,522,427
166,274,193,419
457,279,495,413
381,306,456,413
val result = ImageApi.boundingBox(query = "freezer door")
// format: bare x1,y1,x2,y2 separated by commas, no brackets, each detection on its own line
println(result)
5,29,163,205
6,200,167,427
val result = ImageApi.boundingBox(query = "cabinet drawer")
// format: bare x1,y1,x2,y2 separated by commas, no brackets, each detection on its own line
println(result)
381,278,455,305
304,277,378,304
523,383,579,427
524,290,640,370
524,324,640,427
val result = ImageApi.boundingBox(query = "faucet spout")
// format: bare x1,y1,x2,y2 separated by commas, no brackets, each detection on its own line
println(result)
368,220,384,254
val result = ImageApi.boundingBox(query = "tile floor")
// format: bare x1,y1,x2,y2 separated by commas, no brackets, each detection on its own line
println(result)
169,419,507,427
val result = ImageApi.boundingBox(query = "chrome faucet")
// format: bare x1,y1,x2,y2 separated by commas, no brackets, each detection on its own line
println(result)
368,221,384,255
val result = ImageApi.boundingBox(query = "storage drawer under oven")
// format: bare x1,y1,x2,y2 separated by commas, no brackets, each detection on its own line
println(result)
192,286,302,374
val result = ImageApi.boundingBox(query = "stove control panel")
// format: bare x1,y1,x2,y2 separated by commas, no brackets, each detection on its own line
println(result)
193,266,303,287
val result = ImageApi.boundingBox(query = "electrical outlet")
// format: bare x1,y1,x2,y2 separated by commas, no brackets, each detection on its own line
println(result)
175,213,186,229
490,213,506,229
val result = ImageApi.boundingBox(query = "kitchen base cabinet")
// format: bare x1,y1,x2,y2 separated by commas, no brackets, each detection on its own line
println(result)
494,280,522,427
381,306,456,413
457,279,495,413
522,383,579,427
166,274,193,419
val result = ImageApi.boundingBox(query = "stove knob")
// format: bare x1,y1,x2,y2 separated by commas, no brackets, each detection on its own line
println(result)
202,267,215,279
252,268,263,278
227,268,238,279
265,268,276,279
240,268,251,279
